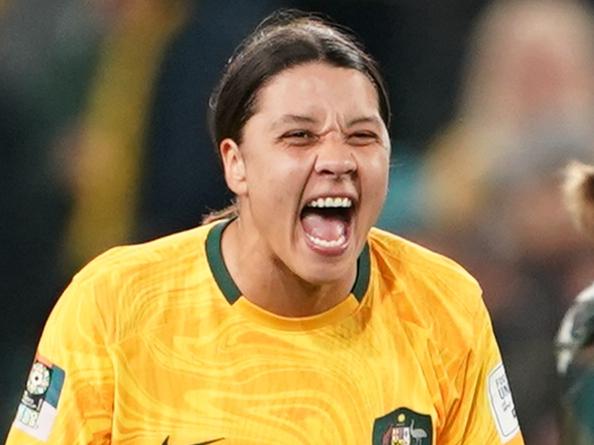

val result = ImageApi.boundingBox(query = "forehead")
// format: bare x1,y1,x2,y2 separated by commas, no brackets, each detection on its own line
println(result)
254,62,381,120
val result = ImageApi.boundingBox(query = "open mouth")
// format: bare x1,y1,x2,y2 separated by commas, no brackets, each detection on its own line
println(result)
299,196,355,255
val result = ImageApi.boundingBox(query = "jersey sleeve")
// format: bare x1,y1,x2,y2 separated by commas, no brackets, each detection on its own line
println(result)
6,275,115,444
440,299,525,445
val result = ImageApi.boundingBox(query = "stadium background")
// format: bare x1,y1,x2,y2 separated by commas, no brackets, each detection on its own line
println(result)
2,0,594,443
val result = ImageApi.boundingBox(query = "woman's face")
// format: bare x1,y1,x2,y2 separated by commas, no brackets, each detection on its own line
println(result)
222,62,390,285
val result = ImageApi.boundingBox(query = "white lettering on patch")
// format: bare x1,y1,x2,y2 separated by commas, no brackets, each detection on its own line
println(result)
487,363,519,443
15,400,58,441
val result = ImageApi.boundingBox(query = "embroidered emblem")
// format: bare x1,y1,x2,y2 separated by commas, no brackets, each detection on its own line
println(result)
13,354,65,441
372,407,432,445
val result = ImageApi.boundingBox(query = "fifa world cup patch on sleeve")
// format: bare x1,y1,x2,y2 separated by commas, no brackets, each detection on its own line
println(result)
14,354,65,441
487,362,519,443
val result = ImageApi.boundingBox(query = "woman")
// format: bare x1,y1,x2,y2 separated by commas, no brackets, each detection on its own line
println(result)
7,10,524,444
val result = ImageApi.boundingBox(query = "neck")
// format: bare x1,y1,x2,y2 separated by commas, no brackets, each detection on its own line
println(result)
220,218,357,317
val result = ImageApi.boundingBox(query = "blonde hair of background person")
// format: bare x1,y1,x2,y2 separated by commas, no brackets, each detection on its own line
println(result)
554,161,594,445
423,0,594,231
564,161,594,238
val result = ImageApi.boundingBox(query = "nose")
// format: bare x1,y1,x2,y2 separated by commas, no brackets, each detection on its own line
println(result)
314,133,357,177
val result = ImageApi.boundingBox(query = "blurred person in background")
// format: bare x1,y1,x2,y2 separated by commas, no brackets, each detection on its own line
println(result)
0,0,244,440
556,161,594,445
424,0,594,233
0,0,235,441
0,0,109,440
422,1,594,443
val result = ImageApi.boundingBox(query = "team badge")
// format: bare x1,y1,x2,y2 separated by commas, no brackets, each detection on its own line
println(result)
13,354,65,441
372,407,432,445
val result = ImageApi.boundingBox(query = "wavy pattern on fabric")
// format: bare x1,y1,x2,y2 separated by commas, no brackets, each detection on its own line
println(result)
7,224,524,444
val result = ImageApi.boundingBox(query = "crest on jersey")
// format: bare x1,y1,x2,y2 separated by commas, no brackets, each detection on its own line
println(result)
372,407,432,445
13,354,65,441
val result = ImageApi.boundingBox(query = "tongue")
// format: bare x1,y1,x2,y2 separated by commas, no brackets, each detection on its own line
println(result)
301,213,346,241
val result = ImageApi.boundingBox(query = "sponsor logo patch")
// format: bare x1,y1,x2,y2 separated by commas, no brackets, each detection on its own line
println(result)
14,354,65,441
372,407,432,445
488,362,519,443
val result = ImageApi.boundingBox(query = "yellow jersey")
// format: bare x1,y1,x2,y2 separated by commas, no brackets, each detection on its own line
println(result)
7,221,524,444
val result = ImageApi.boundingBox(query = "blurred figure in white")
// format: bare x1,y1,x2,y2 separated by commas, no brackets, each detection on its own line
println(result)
556,161,594,445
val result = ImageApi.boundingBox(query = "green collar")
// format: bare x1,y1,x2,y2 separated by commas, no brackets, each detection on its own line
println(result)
205,220,370,305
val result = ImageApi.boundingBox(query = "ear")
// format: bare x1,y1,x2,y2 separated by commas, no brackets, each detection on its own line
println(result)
220,138,247,196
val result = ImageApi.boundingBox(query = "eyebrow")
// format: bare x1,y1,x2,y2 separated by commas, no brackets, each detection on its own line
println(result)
270,114,382,129
346,115,383,127
270,114,318,130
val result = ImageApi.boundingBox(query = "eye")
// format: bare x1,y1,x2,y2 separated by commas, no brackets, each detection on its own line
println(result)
280,130,318,146
347,131,379,146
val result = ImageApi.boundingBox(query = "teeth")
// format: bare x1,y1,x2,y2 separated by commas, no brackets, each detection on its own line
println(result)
307,197,352,209
305,233,346,248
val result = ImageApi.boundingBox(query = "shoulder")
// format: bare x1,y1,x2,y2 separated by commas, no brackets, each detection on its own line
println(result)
48,223,217,344
73,223,213,286
367,227,487,335
368,227,481,299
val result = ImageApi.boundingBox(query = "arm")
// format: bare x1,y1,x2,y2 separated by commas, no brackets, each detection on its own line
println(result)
440,301,525,445
6,277,114,444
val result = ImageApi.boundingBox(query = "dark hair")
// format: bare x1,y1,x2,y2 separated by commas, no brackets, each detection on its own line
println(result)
204,9,391,223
